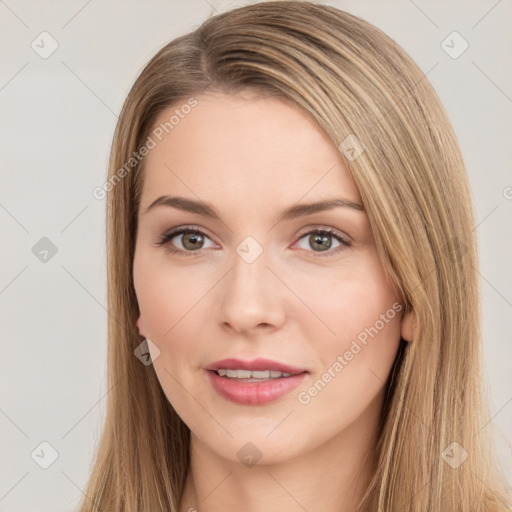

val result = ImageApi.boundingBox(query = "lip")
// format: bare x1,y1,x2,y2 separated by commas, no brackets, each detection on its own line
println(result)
205,357,308,374
205,368,308,405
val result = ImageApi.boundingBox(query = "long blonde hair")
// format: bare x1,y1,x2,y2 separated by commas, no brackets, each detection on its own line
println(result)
80,1,511,510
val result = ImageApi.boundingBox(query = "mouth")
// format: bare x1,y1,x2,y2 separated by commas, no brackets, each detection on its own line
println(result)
205,368,308,405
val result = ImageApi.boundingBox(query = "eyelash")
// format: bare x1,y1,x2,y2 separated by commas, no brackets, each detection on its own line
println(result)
154,225,351,258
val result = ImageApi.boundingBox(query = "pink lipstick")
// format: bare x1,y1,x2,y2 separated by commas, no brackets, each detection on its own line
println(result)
204,357,309,405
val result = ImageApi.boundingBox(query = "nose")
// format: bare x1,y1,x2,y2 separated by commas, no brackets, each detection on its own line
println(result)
216,245,286,336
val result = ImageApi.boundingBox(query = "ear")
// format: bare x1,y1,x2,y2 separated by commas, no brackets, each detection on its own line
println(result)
137,316,147,338
401,308,416,342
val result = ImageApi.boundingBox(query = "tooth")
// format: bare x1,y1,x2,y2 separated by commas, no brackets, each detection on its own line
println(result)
226,369,251,378
251,370,270,378
215,369,295,379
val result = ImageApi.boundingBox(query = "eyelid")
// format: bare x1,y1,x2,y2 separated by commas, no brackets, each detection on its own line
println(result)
295,224,351,243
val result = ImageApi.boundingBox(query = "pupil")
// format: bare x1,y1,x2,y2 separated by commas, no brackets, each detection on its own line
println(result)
184,233,202,250
311,234,331,251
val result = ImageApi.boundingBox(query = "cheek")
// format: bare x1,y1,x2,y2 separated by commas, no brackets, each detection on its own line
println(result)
288,258,401,352
133,256,210,414
290,259,403,406
298,315,401,428
133,252,213,341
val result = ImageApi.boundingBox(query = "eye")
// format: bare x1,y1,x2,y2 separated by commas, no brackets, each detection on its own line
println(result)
154,226,215,257
154,225,351,258
294,227,351,257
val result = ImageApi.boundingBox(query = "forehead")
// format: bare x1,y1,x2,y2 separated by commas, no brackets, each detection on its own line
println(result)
141,91,361,207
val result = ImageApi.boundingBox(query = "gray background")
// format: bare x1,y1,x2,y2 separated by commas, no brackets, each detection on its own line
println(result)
0,0,511,510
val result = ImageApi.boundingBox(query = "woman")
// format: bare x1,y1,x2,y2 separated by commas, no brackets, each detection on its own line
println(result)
80,1,511,511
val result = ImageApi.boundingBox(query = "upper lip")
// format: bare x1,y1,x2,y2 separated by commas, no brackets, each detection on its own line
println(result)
205,358,308,374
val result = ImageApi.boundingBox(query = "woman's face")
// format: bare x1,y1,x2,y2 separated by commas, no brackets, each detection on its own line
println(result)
133,90,414,465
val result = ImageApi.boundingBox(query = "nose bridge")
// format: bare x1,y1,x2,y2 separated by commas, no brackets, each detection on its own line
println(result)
217,234,284,332
229,234,271,298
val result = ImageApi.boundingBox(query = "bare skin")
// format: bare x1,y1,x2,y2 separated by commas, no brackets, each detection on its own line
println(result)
133,89,415,512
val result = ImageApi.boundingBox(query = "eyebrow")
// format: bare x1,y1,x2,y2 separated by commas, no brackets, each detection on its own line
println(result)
142,195,364,222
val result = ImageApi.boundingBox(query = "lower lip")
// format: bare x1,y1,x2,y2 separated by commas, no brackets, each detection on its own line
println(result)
205,369,308,405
